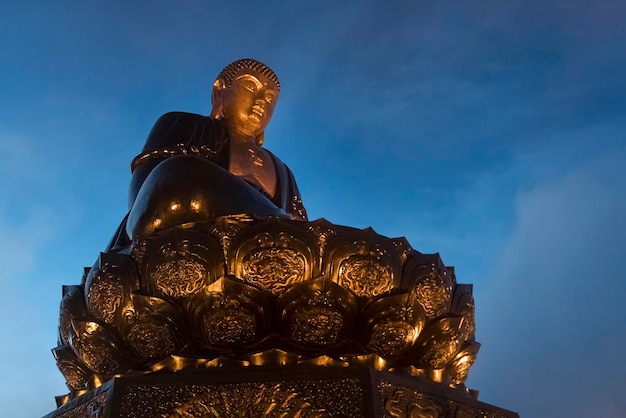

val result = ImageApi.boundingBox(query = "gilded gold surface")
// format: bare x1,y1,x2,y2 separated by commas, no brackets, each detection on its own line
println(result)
339,255,393,297
69,319,130,374
229,221,318,294
241,244,305,292
210,215,254,260
149,242,211,297
413,317,464,369
85,253,139,326
52,391,108,418
306,219,337,259
55,216,482,398
189,277,269,349
125,315,177,360
52,346,90,391
48,369,518,418
140,228,225,299
446,342,480,386
323,229,402,298
279,277,357,347
414,267,453,319
450,284,476,342
166,383,328,417
378,381,516,418
108,376,364,418
361,293,426,358
383,387,440,418
58,285,87,346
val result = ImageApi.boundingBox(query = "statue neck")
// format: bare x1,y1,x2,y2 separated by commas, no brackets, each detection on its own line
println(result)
230,133,257,146
225,125,259,147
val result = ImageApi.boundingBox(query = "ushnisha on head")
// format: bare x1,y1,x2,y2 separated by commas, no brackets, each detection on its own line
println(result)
211,58,280,146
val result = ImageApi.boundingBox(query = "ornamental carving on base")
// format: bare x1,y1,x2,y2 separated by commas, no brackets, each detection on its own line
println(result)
229,221,318,295
53,392,108,418
141,229,224,299
323,228,402,298
383,387,440,418
165,383,329,418
241,244,306,293
53,217,482,402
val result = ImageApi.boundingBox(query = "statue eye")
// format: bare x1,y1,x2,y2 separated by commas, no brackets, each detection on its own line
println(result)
240,80,257,92
265,92,276,103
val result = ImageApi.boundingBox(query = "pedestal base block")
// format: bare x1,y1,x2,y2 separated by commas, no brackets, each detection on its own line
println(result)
44,367,518,418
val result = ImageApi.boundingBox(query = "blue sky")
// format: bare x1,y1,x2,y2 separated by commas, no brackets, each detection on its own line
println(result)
1,1,625,416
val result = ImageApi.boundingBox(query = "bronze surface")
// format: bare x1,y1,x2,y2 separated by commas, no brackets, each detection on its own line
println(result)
43,367,518,418
48,58,515,417
55,216,481,399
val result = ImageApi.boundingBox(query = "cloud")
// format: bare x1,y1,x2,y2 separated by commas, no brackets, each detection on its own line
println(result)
0,132,77,415
470,148,626,416
0,132,73,278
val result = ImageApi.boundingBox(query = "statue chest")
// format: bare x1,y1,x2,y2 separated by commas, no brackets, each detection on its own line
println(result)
228,143,277,198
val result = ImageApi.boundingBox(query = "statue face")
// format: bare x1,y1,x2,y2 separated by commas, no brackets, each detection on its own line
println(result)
219,69,279,139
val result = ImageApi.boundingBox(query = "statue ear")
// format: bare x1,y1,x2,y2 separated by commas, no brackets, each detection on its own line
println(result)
210,78,226,119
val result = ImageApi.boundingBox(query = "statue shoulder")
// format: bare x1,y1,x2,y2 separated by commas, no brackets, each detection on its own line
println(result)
152,111,206,127
142,112,226,153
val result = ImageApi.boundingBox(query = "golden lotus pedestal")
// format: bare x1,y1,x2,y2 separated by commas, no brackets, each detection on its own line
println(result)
43,366,518,417
48,217,519,416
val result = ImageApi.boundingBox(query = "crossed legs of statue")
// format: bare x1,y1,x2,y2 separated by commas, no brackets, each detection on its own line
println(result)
126,155,287,239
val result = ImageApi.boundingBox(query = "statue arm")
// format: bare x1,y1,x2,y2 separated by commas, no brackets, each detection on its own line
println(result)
264,150,308,221
127,112,228,209
286,168,308,221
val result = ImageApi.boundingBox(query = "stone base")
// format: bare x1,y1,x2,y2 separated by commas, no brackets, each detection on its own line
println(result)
43,366,518,418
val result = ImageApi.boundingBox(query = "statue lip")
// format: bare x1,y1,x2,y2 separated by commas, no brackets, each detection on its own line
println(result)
251,104,265,117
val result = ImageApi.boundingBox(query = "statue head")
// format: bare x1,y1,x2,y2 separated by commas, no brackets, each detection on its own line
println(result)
211,59,280,146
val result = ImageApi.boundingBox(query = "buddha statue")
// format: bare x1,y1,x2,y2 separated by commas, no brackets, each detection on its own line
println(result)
108,59,307,249
52,59,498,417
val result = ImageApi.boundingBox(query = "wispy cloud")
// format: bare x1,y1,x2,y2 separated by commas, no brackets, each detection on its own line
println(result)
471,148,626,416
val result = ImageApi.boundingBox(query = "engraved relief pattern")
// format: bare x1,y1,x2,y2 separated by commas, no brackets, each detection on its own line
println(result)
383,386,440,418
307,223,336,258
291,305,344,345
152,258,206,297
166,383,328,418
414,317,464,369
146,238,219,298
86,272,124,324
452,290,476,342
423,339,461,369
338,257,393,297
449,357,474,385
241,232,306,294
55,392,108,418
56,359,89,391
59,286,87,346
126,319,177,359
211,217,251,260
379,381,517,418
70,320,129,374
200,304,257,346
242,248,305,293
414,270,452,319
115,378,364,418
54,218,488,402
74,339,122,374
368,320,416,357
